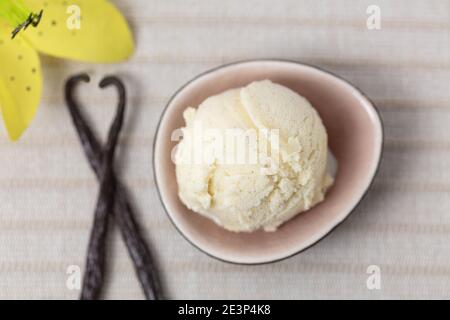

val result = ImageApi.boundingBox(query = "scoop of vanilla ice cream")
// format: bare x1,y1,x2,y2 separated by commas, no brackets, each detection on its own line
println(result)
175,80,333,232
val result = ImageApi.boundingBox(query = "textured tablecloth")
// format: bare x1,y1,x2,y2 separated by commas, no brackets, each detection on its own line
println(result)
1,0,450,299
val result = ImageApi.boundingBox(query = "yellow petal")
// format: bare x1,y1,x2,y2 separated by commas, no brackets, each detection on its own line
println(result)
21,0,134,63
0,26,42,141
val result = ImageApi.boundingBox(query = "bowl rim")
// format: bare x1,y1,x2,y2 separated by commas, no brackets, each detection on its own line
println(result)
153,59,384,265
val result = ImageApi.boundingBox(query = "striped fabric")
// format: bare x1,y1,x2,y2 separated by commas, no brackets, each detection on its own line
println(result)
0,0,449,299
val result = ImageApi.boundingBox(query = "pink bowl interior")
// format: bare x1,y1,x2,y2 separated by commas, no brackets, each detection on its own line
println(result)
154,60,383,264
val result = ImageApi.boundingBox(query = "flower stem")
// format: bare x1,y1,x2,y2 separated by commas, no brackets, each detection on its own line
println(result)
0,0,42,38
0,0,30,25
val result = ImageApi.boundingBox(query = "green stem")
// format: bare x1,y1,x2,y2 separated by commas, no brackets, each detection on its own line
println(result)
0,0,32,26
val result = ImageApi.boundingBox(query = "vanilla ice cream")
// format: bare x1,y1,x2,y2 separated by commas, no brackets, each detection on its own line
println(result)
175,80,334,232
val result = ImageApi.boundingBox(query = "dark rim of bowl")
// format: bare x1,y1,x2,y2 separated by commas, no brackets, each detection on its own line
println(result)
152,59,385,266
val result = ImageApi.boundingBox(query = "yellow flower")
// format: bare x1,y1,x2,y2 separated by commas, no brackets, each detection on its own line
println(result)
0,0,134,140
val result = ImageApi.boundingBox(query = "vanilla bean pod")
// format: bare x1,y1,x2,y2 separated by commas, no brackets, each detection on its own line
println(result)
79,77,125,300
65,74,163,300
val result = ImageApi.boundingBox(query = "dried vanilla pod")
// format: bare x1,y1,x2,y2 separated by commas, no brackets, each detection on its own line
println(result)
65,74,163,300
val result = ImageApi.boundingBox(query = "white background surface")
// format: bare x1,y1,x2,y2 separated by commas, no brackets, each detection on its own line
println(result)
1,0,450,299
